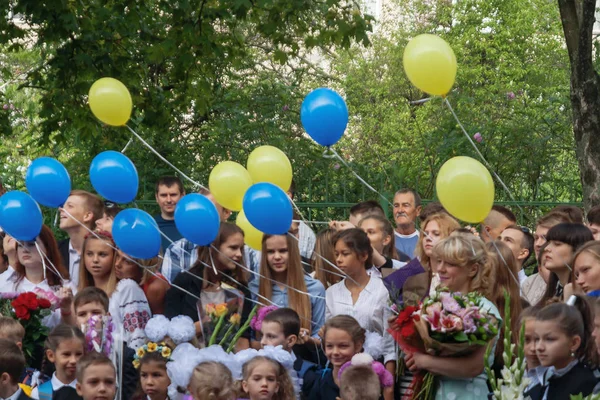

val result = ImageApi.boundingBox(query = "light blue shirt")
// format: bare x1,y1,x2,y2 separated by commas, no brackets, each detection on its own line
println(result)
250,274,326,338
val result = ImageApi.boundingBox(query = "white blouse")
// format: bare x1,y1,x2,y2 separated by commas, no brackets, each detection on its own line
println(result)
325,276,396,363
109,279,152,350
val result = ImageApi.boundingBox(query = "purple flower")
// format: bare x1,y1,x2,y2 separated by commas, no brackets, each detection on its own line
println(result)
473,132,483,143
440,293,461,314
2,104,7,110
333,163,340,170
250,305,278,331
506,92,515,100
282,105,289,112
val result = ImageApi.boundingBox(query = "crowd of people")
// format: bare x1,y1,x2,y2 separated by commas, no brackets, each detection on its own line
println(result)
2,175,600,400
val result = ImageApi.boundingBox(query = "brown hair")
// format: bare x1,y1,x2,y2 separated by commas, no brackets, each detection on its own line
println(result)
332,229,373,269
588,205,600,226
322,315,365,348
349,201,385,218
0,338,26,383
536,211,571,230
102,202,122,220
189,361,236,400
76,352,116,382
78,231,118,297
263,308,301,338
260,234,312,332
45,324,85,352
357,214,398,260
339,364,381,400
73,287,110,313
550,205,583,224
0,317,25,342
70,190,104,230
432,234,494,299
312,228,341,288
242,357,295,400
415,212,461,270
155,176,184,195
13,224,69,287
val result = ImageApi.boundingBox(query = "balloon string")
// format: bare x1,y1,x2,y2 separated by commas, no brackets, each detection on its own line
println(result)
479,228,521,290
125,125,207,190
121,138,134,153
292,220,331,225
326,148,392,207
443,98,523,216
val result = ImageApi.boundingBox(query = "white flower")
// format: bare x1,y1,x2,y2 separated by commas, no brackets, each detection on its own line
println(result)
168,315,196,344
145,315,170,342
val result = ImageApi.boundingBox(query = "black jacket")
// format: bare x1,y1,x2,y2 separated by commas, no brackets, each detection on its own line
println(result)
524,362,598,400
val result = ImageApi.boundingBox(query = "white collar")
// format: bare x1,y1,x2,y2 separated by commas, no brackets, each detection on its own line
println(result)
518,269,527,285
51,373,78,391
2,387,22,400
68,240,79,255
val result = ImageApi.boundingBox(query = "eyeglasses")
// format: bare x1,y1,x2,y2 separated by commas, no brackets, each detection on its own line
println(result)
104,201,116,209
519,226,531,234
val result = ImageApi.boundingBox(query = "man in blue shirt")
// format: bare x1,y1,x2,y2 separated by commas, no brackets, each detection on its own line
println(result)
154,176,185,252
393,188,422,258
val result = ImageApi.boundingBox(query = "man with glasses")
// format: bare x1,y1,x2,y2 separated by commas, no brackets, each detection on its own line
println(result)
499,225,534,285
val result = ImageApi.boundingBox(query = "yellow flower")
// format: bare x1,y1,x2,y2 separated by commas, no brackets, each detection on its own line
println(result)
132,359,140,369
229,313,241,325
206,303,216,316
136,347,146,358
215,303,228,318
19,384,32,397
147,342,158,352
161,347,172,358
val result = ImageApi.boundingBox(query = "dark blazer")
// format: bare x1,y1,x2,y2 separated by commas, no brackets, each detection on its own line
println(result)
58,239,70,275
17,389,32,400
524,362,598,400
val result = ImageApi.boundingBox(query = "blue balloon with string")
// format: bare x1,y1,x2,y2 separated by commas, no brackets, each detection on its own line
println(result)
90,151,139,204
26,157,71,208
0,191,43,241
175,194,220,246
300,88,348,147
112,209,160,259
243,183,292,235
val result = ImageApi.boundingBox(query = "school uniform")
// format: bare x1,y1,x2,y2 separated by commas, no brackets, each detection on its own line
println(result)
30,373,77,400
4,387,32,400
524,360,598,400
302,368,339,400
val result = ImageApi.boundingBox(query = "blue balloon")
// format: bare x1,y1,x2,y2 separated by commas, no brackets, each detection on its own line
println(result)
0,191,43,241
175,194,220,246
112,209,160,259
243,183,292,235
25,157,71,208
90,151,139,203
300,88,349,147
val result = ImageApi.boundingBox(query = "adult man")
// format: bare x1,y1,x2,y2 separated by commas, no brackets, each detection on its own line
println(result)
481,205,516,242
161,189,232,282
59,190,104,286
392,189,422,258
499,225,534,285
154,176,185,252
587,205,600,240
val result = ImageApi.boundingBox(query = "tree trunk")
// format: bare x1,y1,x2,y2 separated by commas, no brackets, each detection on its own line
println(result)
558,0,600,210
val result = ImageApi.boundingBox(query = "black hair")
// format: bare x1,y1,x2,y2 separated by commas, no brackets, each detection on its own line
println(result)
332,229,373,269
545,223,593,252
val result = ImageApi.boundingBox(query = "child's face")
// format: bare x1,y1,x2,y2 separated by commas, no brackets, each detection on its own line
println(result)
260,321,292,351
75,302,107,328
535,320,580,369
84,239,114,280
334,241,367,276
140,360,170,400
76,364,116,400
265,236,289,275
47,339,84,383
360,219,389,255
523,318,539,369
324,328,360,369
242,362,279,400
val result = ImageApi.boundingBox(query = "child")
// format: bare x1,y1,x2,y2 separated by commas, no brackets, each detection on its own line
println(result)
0,338,30,400
259,308,317,376
73,287,137,400
241,356,295,400
31,325,85,400
188,361,236,400
519,307,540,371
132,342,173,400
75,353,116,400
338,364,381,400
524,295,598,400
302,315,365,400
77,231,151,350
357,215,404,272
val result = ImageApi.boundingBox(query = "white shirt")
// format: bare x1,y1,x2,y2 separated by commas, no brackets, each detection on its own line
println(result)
325,276,396,363
298,221,316,260
3,387,23,400
518,269,527,286
67,241,81,287
30,373,77,400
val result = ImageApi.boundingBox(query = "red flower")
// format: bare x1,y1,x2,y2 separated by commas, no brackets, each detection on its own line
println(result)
15,292,39,310
396,305,419,325
37,298,51,309
14,305,31,320
401,323,416,338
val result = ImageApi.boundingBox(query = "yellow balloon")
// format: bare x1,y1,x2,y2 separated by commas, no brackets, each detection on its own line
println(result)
209,161,252,212
436,156,494,223
247,145,293,190
403,34,457,96
236,210,263,250
88,78,132,126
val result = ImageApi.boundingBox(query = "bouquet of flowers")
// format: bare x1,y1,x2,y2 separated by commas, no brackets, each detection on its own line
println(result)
389,289,499,400
83,315,115,357
0,291,55,360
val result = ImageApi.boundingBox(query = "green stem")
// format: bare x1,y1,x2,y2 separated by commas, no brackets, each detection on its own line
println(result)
209,314,227,346
226,305,258,353
219,323,236,346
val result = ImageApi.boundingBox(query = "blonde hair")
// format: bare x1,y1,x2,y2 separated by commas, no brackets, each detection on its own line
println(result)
573,241,600,288
0,317,25,342
339,365,381,400
78,231,118,297
242,357,295,400
432,234,493,298
313,228,341,288
189,361,236,400
260,234,312,332
415,212,460,269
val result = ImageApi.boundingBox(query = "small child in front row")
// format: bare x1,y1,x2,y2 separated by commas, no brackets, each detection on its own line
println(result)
31,325,85,400
241,356,295,400
0,338,31,400
132,342,173,400
524,295,598,400
338,364,381,400
188,361,236,400
260,308,316,378
75,353,117,400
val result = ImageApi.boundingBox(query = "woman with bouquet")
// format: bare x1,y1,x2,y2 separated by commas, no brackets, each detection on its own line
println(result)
405,233,500,399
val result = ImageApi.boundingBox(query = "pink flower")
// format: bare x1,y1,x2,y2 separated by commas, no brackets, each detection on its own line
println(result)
473,132,482,143
282,105,289,112
440,314,463,332
250,305,278,331
333,163,340,170
2,104,7,110
506,92,515,100
423,308,442,331
440,293,460,314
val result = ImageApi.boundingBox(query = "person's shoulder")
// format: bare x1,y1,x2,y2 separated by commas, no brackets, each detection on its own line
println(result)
304,274,325,292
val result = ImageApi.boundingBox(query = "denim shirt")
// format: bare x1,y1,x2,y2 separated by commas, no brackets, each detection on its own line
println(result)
249,274,326,338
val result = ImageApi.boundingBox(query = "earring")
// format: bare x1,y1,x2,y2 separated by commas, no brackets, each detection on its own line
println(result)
571,351,576,357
